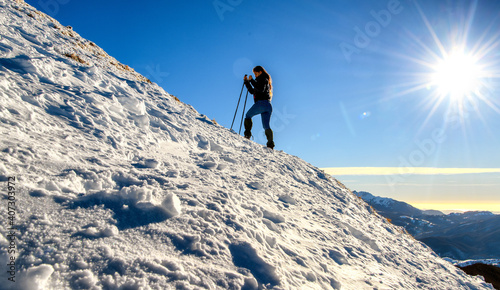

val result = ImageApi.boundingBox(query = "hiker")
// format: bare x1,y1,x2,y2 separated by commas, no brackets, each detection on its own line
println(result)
243,66,274,149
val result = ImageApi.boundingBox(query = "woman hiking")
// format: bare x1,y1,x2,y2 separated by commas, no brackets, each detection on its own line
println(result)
243,66,274,149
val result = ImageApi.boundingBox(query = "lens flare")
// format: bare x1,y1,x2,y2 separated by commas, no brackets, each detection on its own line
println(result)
389,1,500,131
430,48,482,101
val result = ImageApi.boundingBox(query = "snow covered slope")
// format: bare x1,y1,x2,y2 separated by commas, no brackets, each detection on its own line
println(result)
0,1,494,289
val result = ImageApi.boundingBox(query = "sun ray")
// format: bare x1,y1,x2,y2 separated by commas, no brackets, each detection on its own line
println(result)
476,92,500,114
379,81,430,102
411,5,500,126
399,28,444,66
370,0,500,152
362,2,500,142
413,1,448,59
461,0,477,45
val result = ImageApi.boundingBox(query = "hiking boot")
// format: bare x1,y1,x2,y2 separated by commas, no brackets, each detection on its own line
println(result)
244,119,252,139
265,129,274,149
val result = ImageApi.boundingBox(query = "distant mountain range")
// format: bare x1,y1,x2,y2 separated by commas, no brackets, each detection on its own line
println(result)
354,191,500,260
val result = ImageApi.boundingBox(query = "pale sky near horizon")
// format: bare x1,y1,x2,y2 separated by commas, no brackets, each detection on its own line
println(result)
323,167,500,213
25,0,500,212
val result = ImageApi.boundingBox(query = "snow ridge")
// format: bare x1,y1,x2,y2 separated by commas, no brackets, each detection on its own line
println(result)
0,1,494,289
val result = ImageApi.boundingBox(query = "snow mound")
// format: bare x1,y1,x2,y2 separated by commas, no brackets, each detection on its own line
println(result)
0,1,494,289
19,264,54,290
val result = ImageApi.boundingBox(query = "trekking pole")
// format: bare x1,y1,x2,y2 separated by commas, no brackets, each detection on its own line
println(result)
230,76,246,131
238,89,249,135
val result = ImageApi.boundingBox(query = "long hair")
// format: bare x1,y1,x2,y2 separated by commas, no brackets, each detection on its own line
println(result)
253,66,273,97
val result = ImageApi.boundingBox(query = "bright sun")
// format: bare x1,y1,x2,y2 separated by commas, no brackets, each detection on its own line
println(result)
430,48,482,100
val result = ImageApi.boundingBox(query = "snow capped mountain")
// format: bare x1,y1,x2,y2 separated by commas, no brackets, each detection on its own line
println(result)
354,191,424,217
355,191,500,261
0,1,494,289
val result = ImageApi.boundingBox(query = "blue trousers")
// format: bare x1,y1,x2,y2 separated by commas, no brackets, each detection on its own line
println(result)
245,100,273,130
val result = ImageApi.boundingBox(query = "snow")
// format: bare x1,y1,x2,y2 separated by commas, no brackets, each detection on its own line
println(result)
354,191,399,210
0,1,495,289
447,258,500,268
19,264,55,290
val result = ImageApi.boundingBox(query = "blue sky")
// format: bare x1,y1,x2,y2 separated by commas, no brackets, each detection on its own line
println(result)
26,0,500,212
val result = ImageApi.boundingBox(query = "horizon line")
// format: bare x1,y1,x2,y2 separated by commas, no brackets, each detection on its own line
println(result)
409,202,500,214
321,167,500,176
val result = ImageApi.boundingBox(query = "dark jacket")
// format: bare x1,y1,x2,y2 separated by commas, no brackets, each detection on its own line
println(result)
245,74,271,102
